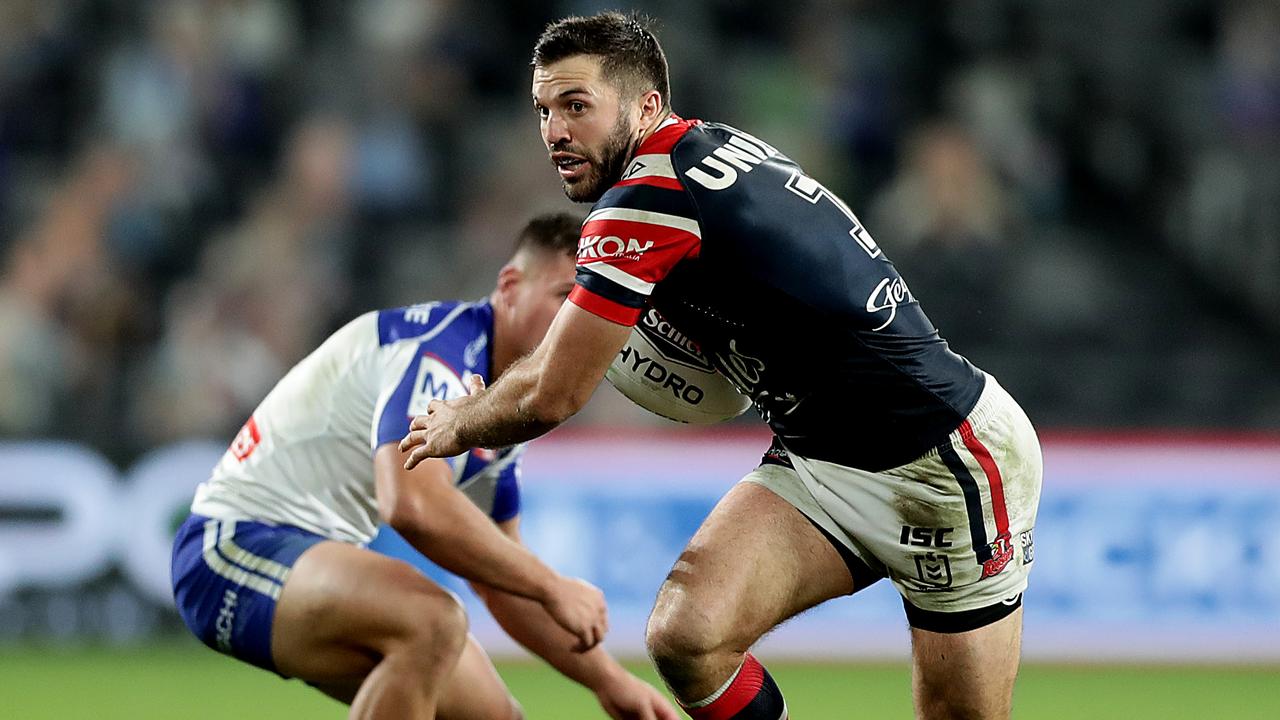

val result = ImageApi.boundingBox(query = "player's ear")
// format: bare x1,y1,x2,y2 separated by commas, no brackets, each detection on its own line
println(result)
639,89,663,126
495,264,523,310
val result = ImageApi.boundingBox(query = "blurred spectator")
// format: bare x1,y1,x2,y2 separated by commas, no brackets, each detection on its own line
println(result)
869,121,1023,344
0,0,1274,457
1217,0,1280,146
130,117,355,444
0,144,144,438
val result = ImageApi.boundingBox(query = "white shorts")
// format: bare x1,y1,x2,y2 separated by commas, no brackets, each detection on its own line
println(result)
745,374,1042,631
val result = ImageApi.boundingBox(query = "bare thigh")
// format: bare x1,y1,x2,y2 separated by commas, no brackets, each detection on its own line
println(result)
647,482,862,697
270,541,462,690
911,606,1023,720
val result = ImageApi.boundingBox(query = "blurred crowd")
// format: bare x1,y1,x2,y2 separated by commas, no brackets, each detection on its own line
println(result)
1,0,1277,463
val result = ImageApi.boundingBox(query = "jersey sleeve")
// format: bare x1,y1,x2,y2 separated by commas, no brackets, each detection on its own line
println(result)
373,364,418,449
370,349,463,471
489,446,524,523
569,178,702,326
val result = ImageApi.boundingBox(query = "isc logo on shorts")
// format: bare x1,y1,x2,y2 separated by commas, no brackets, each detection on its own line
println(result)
899,525,954,548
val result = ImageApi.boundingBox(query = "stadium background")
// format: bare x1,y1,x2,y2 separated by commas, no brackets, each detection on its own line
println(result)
1,0,1278,718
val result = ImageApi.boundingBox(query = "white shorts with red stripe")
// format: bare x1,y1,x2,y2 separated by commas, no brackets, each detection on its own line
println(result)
746,373,1042,618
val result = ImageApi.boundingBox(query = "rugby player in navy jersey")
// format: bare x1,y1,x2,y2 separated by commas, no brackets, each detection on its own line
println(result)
171,213,677,720
401,12,1042,720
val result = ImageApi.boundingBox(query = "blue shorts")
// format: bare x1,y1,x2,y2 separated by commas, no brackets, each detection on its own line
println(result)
171,513,327,674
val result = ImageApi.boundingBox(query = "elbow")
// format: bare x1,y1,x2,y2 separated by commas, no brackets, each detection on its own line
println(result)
381,493,437,540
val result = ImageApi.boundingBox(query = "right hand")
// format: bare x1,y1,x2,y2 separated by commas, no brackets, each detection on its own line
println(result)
542,575,609,652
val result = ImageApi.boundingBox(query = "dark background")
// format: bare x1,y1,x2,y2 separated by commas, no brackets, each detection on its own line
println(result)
2,0,1277,465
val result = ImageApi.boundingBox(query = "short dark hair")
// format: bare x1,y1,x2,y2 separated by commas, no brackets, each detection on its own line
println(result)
514,212,582,259
532,11,671,108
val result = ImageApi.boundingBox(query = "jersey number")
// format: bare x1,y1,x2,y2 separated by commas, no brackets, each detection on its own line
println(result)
784,172,881,259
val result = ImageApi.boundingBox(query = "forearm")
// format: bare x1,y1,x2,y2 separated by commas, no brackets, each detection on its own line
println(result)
454,355,564,450
396,495,556,602
477,583,624,691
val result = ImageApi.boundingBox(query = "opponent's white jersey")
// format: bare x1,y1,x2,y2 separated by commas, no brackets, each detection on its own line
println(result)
190,300,524,544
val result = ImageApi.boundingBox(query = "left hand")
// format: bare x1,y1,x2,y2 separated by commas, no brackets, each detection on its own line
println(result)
596,671,681,720
399,374,485,470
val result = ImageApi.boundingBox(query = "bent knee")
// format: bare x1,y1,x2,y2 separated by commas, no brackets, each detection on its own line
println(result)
645,609,727,667
382,574,469,657
407,586,468,648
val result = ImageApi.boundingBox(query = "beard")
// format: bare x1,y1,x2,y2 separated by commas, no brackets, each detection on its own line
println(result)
558,113,636,203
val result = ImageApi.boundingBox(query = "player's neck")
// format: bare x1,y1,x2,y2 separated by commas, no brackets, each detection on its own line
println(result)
636,109,673,148
487,293,517,383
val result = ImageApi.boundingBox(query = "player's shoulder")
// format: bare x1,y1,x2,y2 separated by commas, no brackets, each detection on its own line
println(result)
374,299,492,349
669,120,787,192
593,117,702,212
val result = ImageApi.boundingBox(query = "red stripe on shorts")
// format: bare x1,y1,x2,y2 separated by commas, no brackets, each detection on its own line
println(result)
959,419,1010,537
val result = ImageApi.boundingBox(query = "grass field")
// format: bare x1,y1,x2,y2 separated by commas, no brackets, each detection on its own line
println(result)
2,644,1278,719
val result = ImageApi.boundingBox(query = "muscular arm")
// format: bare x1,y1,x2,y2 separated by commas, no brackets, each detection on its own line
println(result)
471,518,631,693
373,444,609,652
473,517,678,718
401,303,632,465
372,444,558,601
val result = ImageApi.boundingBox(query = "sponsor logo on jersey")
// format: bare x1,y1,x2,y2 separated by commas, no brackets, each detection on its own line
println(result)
1018,528,1035,564
638,308,713,370
900,525,955,548
686,132,777,191
865,276,914,331
404,303,436,324
713,339,767,394
914,552,953,588
464,334,487,369
408,355,465,416
980,533,1015,579
577,235,655,261
229,416,261,462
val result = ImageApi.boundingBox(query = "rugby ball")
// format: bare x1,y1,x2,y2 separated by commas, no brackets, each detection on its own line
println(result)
605,307,751,424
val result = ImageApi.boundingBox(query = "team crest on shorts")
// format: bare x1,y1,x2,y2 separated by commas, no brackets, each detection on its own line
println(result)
913,552,953,588
980,533,1014,579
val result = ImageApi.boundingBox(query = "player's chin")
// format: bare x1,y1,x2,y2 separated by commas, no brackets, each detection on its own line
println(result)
562,174,607,203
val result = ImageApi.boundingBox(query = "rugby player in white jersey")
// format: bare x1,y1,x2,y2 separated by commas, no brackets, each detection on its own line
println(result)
401,13,1043,720
171,213,677,720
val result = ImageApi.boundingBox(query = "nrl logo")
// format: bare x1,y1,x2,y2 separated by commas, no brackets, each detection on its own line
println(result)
914,552,953,588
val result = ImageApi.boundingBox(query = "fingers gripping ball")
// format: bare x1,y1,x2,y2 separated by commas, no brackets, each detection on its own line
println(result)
605,307,750,424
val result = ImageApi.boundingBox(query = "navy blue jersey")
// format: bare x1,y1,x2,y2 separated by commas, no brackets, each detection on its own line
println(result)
568,117,985,471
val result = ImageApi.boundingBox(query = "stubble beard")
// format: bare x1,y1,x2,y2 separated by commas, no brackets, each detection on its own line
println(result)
562,114,636,203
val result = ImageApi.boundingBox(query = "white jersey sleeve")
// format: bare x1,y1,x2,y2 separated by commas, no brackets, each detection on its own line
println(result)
189,300,522,544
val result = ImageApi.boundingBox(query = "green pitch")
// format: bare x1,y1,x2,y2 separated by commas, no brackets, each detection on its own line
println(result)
2,644,1277,719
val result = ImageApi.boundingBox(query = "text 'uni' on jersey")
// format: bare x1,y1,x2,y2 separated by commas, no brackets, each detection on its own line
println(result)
568,116,986,472
191,300,524,543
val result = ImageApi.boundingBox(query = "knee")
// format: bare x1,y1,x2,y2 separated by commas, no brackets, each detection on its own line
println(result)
395,582,469,661
645,604,724,673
